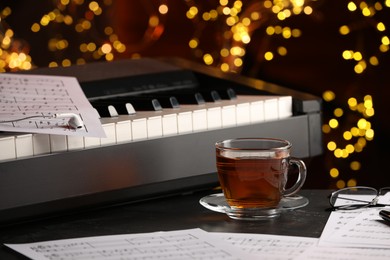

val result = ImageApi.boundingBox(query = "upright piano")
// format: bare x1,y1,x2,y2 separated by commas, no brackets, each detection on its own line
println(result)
0,57,322,225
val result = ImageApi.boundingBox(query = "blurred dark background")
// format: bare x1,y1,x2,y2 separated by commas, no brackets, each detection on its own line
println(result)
1,0,389,189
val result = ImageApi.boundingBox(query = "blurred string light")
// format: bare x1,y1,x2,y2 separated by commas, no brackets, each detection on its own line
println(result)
25,0,167,67
0,6,33,72
185,0,315,72
320,0,386,189
1,0,315,70
30,0,125,67
339,0,390,74
322,90,375,189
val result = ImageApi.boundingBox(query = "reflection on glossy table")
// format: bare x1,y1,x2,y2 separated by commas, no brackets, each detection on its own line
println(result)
0,189,331,259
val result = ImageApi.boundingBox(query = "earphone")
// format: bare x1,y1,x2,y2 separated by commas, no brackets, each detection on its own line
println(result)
53,113,84,129
0,113,84,130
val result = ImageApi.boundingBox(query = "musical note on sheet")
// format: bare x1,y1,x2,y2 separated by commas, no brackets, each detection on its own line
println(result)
0,73,105,137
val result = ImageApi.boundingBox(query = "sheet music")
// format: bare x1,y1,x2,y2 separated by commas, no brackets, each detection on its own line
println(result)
5,193,390,260
298,246,390,260
6,228,390,260
319,208,390,248
319,193,390,248
4,229,257,260
215,232,390,260
0,73,105,137
212,232,318,259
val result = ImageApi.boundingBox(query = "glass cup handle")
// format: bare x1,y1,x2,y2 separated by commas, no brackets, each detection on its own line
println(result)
283,157,307,197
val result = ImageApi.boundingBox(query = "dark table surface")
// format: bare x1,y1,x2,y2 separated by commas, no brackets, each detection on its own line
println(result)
0,189,332,259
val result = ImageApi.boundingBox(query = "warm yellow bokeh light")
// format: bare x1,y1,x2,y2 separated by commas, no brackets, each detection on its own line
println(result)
101,43,112,54
347,179,357,187
203,53,214,65
334,108,343,117
327,141,337,151
323,90,336,102
322,124,331,134
336,180,346,189
330,168,339,178
350,161,361,171
329,119,339,129
159,4,168,14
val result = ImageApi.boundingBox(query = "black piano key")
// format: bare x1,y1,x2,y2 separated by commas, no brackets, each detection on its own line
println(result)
222,88,237,100
168,96,180,108
210,90,221,102
189,92,205,104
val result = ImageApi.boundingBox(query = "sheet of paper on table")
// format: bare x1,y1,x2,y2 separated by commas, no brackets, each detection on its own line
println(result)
5,229,257,260
319,192,390,249
0,73,105,137
6,227,390,260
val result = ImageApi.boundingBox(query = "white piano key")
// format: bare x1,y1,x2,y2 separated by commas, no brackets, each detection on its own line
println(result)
15,134,33,158
116,119,132,143
264,98,279,121
250,100,265,123
221,104,236,127
192,108,207,131
278,96,293,118
32,134,51,155
177,111,193,134
0,135,16,160
147,115,163,138
87,108,104,147
207,107,222,129
50,134,68,153
100,122,116,145
84,136,101,148
236,102,251,125
162,113,178,136
67,135,85,151
131,118,148,140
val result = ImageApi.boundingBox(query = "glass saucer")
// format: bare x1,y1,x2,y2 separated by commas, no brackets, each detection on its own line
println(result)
199,193,309,220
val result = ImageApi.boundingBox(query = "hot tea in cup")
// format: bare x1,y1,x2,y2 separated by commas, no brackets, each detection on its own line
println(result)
215,138,306,219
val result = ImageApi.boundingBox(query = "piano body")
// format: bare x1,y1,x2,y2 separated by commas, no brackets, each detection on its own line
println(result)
0,58,322,225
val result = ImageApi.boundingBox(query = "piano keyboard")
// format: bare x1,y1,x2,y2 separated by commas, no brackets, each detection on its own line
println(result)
0,93,292,161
